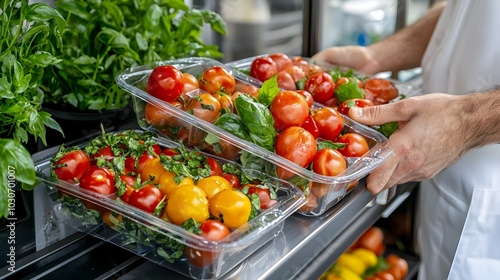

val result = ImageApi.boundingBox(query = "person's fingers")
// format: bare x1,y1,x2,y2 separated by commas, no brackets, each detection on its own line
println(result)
365,154,399,194
349,99,417,126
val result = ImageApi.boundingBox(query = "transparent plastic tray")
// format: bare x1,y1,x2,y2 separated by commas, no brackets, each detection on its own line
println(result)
116,57,394,216
34,132,305,280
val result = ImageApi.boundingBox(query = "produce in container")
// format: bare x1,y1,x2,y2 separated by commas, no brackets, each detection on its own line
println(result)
116,57,394,216
35,129,305,279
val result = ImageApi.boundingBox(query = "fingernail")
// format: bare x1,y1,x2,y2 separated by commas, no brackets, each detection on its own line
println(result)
350,107,362,119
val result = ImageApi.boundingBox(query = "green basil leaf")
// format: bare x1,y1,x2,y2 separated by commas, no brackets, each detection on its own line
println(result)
143,4,162,30
257,74,280,107
26,3,66,32
200,10,227,35
335,79,365,103
0,78,14,99
28,51,62,67
135,33,148,51
213,113,251,142
55,0,90,21
39,111,64,136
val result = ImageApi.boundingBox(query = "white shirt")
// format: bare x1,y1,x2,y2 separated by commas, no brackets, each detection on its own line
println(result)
419,1,500,279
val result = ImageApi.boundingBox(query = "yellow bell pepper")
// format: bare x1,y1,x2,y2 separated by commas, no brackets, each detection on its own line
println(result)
336,253,366,276
351,248,378,268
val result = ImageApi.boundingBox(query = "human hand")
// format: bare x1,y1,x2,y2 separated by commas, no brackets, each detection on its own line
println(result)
348,93,472,194
311,46,381,75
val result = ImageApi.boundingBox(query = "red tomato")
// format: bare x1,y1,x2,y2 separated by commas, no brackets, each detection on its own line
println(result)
79,165,116,194
248,185,277,210
337,98,374,116
214,93,234,114
268,53,294,71
185,220,230,267
221,173,241,189
52,149,90,182
386,254,409,279
125,153,155,174
304,72,335,103
376,271,395,280
199,66,236,95
275,126,317,168
236,84,259,99
162,148,179,157
127,184,163,213
250,57,278,82
323,97,338,108
311,148,346,176
185,93,221,123
311,107,344,141
294,90,314,107
363,78,399,103
277,71,297,90
336,133,370,157
183,72,199,93
118,174,136,203
292,57,310,76
300,115,320,139
357,227,385,256
144,102,183,128
270,90,310,131
285,65,306,83
206,157,223,176
91,146,114,161
146,65,184,102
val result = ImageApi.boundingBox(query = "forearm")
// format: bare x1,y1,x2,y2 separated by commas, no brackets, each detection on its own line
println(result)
367,1,447,72
462,90,500,150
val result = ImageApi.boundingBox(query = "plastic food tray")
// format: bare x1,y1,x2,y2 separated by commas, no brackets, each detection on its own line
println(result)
116,57,393,216
34,132,305,280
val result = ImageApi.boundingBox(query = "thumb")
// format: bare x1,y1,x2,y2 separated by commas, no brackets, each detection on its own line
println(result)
349,102,410,126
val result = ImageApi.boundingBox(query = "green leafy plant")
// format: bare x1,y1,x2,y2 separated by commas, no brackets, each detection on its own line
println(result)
42,0,227,111
0,0,66,218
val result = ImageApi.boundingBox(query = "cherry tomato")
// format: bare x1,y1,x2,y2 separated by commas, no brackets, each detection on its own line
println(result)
291,56,310,76
206,157,223,176
196,175,232,199
294,90,314,107
209,189,251,229
199,66,236,95
158,172,194,199
386,254,409,279
140,157,166,184
285,65,306,83
162,148,179,157
363,78,399,103
90,146,114,162
337,98,374,116
79,165,116,194
375,271,396,280
185,93,221,123
214,93,234,114
144,102,183,128
236,84,259,99
308,64,324,76
248,185,277,210
250,57,278,82
221,173,241,189
277,71,297,90
52,149,90,182
270,90,310,131
125,153,155,174
311,148,347,176
336,133,370,157
183,72,199,93
128,184,163,214
305,72,335,103
118,175,136,203
268,53,294,71
275,126,317,174
146,65,184,102
323,97,338,108
185,220,230,267
357,227,385,256
167,184,209,225
300,115,320,139
312,107,344,141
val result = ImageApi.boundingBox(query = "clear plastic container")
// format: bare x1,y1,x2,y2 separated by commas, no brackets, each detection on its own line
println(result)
116,57,394,216
34,132,305,280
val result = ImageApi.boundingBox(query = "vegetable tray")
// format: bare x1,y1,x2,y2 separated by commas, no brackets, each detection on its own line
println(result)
116,57,393,216
34,131,305,280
